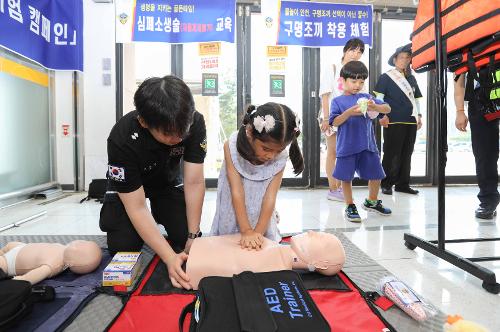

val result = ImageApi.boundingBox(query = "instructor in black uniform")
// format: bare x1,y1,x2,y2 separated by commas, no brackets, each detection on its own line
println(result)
99,75,207,289
454,66,499,220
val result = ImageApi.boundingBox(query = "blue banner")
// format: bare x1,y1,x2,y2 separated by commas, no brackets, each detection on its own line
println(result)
132,0,235,43
278,1,372,47
0,0,83,71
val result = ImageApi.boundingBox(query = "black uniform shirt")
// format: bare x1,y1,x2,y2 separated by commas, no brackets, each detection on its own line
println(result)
106,110,207,196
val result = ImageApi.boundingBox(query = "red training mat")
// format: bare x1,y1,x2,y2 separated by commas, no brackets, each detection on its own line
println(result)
110,255,390,332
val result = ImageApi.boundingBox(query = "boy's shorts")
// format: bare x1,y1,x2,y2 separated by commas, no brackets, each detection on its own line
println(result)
333,150,385,181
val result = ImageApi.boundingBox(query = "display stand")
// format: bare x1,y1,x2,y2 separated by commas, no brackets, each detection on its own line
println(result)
403,0,500,294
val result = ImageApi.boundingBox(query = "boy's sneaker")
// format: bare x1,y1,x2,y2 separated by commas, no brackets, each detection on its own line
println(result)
327,188,344,202
363,199,392,216
345,204,361,222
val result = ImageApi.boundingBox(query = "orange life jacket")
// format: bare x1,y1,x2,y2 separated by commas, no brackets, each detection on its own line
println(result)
448,33,500,74
452,47,500,75
411,0,499,72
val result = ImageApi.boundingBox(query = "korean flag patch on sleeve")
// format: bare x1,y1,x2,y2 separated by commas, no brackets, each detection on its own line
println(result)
108,165,125,182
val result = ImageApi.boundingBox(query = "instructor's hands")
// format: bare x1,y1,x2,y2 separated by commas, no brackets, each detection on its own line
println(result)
166,252,191,289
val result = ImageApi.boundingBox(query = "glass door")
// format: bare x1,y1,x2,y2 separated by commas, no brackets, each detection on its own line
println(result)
182,42,237,179
0,49,52,195
120,39,236,181
444,73,476,176
249,9,308,185
121,42,172,116
380,18,429,179
117,4,322,187
318,46,370,181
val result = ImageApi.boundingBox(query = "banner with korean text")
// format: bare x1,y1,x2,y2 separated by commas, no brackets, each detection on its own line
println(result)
0,0,83,71
278,1,372,47
116,0,235,44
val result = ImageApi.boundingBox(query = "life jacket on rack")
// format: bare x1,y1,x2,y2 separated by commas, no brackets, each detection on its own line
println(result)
410,0,499,72
446,33,500,75
411,0,500,121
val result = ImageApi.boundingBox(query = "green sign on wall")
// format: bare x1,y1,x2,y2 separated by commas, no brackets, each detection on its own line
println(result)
270,74,285,97
202,73,218,96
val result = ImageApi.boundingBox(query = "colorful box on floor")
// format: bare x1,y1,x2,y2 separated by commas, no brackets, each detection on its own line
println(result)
103,252,141,286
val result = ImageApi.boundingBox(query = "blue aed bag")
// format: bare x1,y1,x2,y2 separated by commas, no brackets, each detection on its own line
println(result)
179,270,330,332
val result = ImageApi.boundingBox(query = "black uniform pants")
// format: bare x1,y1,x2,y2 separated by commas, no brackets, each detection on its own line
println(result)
469,99,500,209
381,123,417,190
99,186,188,253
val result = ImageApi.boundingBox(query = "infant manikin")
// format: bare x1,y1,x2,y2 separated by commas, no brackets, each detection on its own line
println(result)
186,231,345,289
0,240,102,284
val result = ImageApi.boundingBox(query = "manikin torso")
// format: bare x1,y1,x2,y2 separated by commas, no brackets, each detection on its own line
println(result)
0,242,66,277
186,234,307,290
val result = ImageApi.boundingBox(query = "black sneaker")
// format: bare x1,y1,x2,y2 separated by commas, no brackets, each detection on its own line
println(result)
345,204,361,222
363,199,392,216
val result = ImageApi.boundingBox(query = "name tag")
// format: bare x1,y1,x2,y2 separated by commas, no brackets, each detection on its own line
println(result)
169,147,185,156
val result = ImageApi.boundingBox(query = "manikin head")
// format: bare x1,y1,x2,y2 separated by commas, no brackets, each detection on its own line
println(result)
63,240,102,274
290,231,345,275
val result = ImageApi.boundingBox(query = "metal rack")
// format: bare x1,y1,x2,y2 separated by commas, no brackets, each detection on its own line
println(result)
403,0,500,294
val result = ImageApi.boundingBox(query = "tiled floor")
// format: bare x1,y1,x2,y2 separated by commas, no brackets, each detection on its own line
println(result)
1,186,499,330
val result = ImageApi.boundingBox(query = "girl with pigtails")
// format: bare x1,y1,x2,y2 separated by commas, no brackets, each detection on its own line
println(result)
210,103,304,250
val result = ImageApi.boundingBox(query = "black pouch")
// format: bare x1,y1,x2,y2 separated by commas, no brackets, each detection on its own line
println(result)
180,270,330,332
465,56,500,121
0,269,55,331
80,179,107,203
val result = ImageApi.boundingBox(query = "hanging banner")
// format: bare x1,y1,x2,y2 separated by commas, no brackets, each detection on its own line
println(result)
0,0,83,71
278,1,372,47
116,0,235,44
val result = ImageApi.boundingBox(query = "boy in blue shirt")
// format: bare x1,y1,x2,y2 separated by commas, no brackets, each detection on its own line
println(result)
329,61,392,222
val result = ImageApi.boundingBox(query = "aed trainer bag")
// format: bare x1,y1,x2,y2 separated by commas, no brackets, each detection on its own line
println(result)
109,255,394,332
179,270,330,332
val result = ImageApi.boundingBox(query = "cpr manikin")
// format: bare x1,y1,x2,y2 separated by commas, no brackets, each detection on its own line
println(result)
186,231,345,289
0,240,102,284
